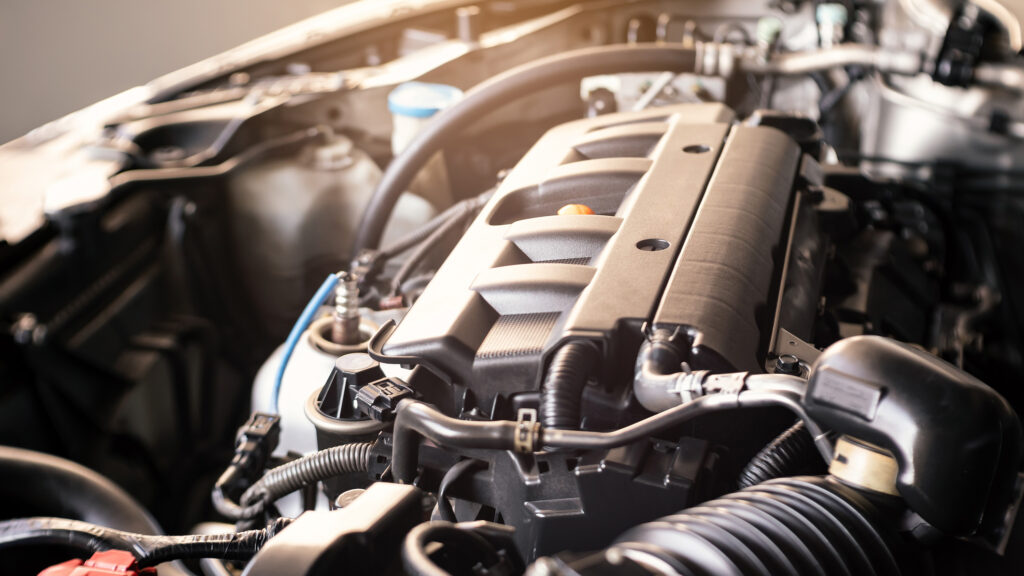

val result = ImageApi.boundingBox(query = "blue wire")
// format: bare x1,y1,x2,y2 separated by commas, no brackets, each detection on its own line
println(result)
271,273,340,413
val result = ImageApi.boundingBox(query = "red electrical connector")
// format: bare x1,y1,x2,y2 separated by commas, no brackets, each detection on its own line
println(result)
37,550,156,576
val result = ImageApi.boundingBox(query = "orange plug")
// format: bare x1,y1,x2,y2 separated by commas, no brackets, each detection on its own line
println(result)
557,204,594,216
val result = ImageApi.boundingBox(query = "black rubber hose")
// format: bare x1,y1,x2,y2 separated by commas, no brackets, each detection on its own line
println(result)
633,328,692,413
540,341,601,430
402,522,502,576
213,442,373,521
738,421,819,489
0,446,160,535
608,477,908,576
0,516,292,568
352,43,700,255
392,401,517,484
390,388,829,484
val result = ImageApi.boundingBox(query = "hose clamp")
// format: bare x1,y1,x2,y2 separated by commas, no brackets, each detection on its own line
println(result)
515,408,539,453
705,372,746,407
673,367,708,403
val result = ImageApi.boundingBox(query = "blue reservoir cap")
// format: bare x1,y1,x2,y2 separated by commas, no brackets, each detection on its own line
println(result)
388,82,464,118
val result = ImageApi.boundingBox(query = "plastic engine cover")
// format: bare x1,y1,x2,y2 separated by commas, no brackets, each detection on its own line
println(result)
376,103,802,414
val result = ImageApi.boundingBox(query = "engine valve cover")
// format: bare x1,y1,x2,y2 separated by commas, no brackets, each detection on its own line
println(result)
378,103,802,413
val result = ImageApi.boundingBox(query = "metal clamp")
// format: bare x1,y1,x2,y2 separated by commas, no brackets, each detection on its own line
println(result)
672,367,708,403
514,408,539,453
704,372,747,408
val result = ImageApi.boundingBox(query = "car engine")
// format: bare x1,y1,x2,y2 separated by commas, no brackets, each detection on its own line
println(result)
2,1,1024,575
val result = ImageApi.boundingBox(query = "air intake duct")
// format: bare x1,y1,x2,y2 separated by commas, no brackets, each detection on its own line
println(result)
529,476,915,576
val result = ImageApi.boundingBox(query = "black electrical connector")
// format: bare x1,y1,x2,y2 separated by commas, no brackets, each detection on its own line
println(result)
212,413,281,520
356,378,416,422
222,413,281,489
933,3,995,87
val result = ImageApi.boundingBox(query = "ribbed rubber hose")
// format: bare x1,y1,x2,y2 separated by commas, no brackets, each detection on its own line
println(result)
610,477,907,576
0,516,292,568
352,43,700,255
214,443,373,521
540,341,601,430
738,421,818,488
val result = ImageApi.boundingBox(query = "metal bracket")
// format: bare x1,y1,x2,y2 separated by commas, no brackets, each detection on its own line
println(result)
768,327,821,372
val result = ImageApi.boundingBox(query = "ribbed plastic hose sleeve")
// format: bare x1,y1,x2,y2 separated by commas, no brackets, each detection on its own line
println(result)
738,420,818,488
239,442,373,513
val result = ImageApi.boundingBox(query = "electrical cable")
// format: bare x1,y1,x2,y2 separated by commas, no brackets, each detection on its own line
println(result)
191,523,239,576
389,202,475,297
436,459,487,522
385,189,494,297
378,190,491,261
271,272,340,413
213,442,373,521
0,516,292,568
241,442,373,516
738,420,820,488
379,206,463,262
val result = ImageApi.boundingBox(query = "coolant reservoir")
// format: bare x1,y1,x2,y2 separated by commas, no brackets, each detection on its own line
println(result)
228,133,433,338
388,81,463,153
388,81,463,209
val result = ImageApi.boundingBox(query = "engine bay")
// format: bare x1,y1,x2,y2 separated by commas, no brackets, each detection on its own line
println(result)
3,1,1024,574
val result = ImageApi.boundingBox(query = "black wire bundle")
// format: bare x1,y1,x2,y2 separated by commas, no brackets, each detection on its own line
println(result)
213,442,372,521
0,516,292,568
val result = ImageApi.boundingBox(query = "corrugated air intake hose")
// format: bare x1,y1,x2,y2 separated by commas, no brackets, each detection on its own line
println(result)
605,476,911,576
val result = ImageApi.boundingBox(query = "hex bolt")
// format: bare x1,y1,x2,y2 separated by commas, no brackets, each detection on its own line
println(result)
775,353,802,376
